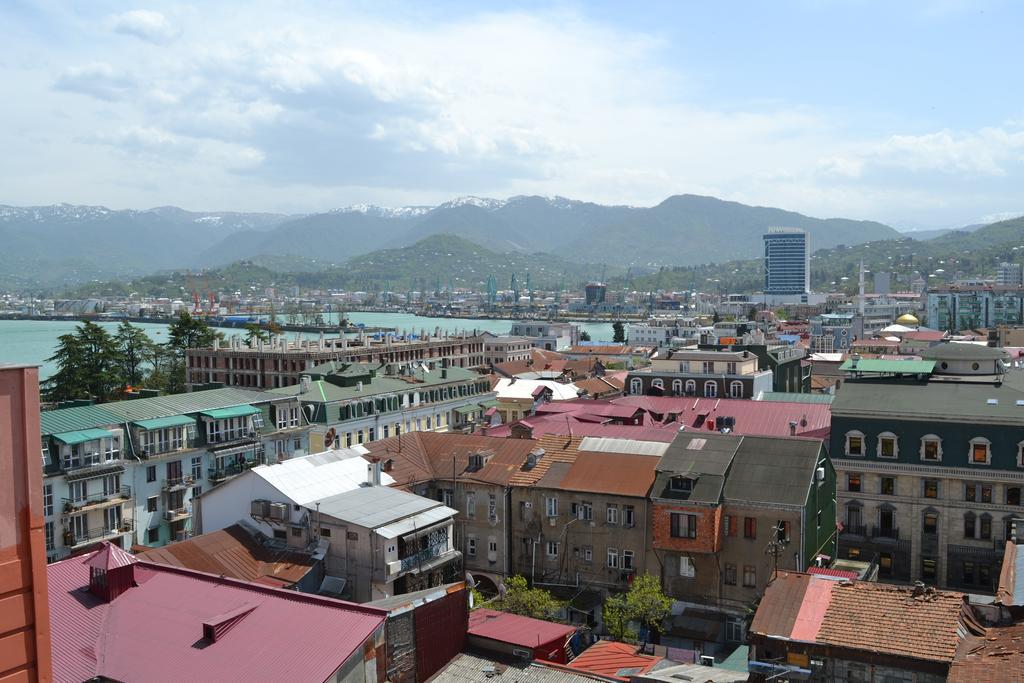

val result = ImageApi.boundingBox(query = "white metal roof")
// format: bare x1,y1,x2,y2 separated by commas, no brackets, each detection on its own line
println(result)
253,447,394,506
376,506,456,539
578,436,669,457
494,378,581,401
315,485,454,529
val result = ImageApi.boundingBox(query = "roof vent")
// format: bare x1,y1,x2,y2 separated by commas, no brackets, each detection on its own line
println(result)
203,602,258,643
987,398,999,405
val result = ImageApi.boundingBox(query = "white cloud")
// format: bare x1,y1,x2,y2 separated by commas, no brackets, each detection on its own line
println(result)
90,125,264,170
53,62,135,101
109,10,179,44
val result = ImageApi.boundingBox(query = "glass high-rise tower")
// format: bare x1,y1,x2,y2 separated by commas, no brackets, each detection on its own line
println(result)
764,228,809,295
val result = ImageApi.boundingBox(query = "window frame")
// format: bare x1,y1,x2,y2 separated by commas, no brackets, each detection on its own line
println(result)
670,512,697,539
845,430,865,457
679,556,695,578
877,432,899,459
920,434,943,462
968,437,992,465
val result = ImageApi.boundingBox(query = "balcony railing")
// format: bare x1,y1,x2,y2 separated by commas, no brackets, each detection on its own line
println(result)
871,525,900,540
64,518,134,548
399,544,451,573
841,524,867,537
162,475,195,492
62,486,132,513
208,460,258,483
163,507,191,522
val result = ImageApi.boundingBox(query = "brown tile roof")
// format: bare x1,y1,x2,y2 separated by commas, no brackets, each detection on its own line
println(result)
567,345,633,355
749,571,812,638
573,377,622,398
362,432,540,486
508,433,584,487
949,622,1024,683
556,451,658,498
997,540,1017,606
817,581,968,662
134,524,315,586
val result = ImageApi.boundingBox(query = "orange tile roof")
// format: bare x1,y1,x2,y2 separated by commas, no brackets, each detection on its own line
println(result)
362,432,540,486
568,641,661,680
508,433,584,487
817,581,968,662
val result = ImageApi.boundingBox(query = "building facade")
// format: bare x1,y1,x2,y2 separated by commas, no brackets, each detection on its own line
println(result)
627,349,774,399
764,228,809,295
483,336,534,366
927,287,1024,332
509,322,579,351
40,388,310,561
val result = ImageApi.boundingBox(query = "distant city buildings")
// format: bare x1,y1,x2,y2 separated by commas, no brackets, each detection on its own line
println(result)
926,286,1024,332
997,262,1024,287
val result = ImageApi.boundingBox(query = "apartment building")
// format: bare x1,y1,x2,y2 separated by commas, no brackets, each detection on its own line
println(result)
650,432,836,648
362,433,541,593
926,286,1024,332
270,361,495,452
39,387,310,560
483,336,534,366
187,331,486,388
764,228,809,296
627,319,702,349
196,452,460,602
627,349,773,399
698,341,810,394
508,322,579,351
833,344,1020,591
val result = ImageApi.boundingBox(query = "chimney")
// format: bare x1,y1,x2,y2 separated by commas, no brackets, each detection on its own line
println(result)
367,459,382,486
789,420,798,436
356,381,363,392
213,337,220,351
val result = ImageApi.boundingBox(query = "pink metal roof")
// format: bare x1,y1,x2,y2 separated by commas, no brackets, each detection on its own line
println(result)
468,608,576,649
49,545,387,683
807,567,859,580
85,542,137,570
791,576,835,641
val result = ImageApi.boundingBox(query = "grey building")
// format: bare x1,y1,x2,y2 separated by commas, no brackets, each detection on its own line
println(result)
764,228,809,295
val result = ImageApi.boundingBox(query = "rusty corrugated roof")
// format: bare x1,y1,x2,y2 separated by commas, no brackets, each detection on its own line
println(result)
557,452,658,498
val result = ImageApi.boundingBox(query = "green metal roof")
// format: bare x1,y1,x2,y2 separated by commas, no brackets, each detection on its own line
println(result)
199,404,261,420
269,366,485,404
839,359,936,374
52,428,113,445
40,405,123,436
757,392,834,405
133,415,197,430
454,405,480,416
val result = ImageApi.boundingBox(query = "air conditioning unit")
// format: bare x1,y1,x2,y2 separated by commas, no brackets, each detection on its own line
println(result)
548,517,557,527
268,502,289,521
816,467,826,482
250,500,270,517
700,655,714,667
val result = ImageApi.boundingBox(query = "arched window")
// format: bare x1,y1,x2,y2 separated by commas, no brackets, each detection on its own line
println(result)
630,378,643,395
844,430,865,457
652,378,665,390
969,437,992,465
920,434,943,461
729,381,744,398
703,381,717,398
877,432,899,458
685,380,696,395
672,379,683,395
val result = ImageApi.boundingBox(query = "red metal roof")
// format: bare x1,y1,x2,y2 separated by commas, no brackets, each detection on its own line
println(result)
569,640,661,680
468,608,576,649
49,544,387,683
807,566,859,580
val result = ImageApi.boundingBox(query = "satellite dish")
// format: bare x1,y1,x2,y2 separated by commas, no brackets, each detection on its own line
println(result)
465,571,476,588
498,582,507,600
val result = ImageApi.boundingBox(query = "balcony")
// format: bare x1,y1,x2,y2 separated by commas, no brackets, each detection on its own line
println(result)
164,507,191,522
871,526,900,541
840,524,867,537
387,545,461,579
162,475,195,493
62,486,132,513
208,460,258,484
64,518,134,549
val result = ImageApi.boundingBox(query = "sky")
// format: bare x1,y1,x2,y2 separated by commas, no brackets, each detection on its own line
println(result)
2,1,1023,229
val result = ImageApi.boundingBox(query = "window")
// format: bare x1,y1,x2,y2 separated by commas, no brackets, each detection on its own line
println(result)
1009,487,1022,506
729,381,743,398
684,380,696,395
545,497,558,517
607,548,619,568
724,563,737,585
45,521,55,552
970,437,992,464
881,477,895,495
776,520,791,542
623,505,635,528
147,496,158,512
546,541,559,557
467,537,477,558
466,492,476,518
576,501,593,521
583,546,593,562
291,527,303,537
146,465,156,483
923,479,939,499
963,561,975,585
743,565,756,587
965,483,993,503
679,556,695,578
622,550,634,570
923,511,939,535
192,485,202,497
43,484,53,517
319,527,331,538
980,564,992,587
147,528,160,544
744,517,757,539
630,378,643,395
921,435,942,461
606,505,619,525
488,539,497,553
703,381,717,398
726,618,744,643
848,474,861,492
442,488,454,508
981,515,992,540
726,362,738,375
672,379,683,395
845,431,864,456
878,552,893,577
670,513,697,539
191,456,202,480
488,494,497,521
724,515,736,536
273,529,287,540
652,379,664,391
922,558,937,582
702,361,714,373
877,432,898,458
964,512,976,539
670,476,693,494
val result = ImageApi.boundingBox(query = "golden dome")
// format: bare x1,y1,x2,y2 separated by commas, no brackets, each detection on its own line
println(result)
895,313,920,326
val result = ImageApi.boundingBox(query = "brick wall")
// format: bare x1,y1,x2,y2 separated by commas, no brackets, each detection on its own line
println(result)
652,503,722,553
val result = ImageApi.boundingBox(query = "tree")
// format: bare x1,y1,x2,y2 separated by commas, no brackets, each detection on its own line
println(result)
747,305,759,322
44,322,122,402
602,593,638,643
166,311,219,353
579,330,592,342
498,575,564,620
623,574,671,637
712,309,722,323
43,332,89,402
612,321,626,343
114,321,155,387
244,323,268,346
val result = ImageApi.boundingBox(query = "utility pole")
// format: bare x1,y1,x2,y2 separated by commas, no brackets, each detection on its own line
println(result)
765,522,790,582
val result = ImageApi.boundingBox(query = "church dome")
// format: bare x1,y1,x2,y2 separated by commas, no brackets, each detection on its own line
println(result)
895,313,920,326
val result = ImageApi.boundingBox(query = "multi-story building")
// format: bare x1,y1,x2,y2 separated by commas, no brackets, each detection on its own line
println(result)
927,286,1024,332
698,341,810,394
39,387,310,560
998,263,1024,287
832,344,1021,590
483,336,534,366
810,313,855,352
196,452,460,602
627,319,702,349
509,322,579,351
764,228,809,295
650,432,836,648
269,361,495,452
362,433,541,594
627,349,774,399
186,331,485,388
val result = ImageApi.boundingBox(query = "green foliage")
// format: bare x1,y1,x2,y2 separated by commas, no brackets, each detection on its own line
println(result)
43,321,123,402
244,323,268,345
497,575,565,620
167,311,221,352
602,594,638,643
612,321,625,343
623,574,671,633
579,330,592,342
114,321,155,387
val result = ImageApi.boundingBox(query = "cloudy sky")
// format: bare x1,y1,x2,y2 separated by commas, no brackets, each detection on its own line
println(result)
3,1,1023,228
